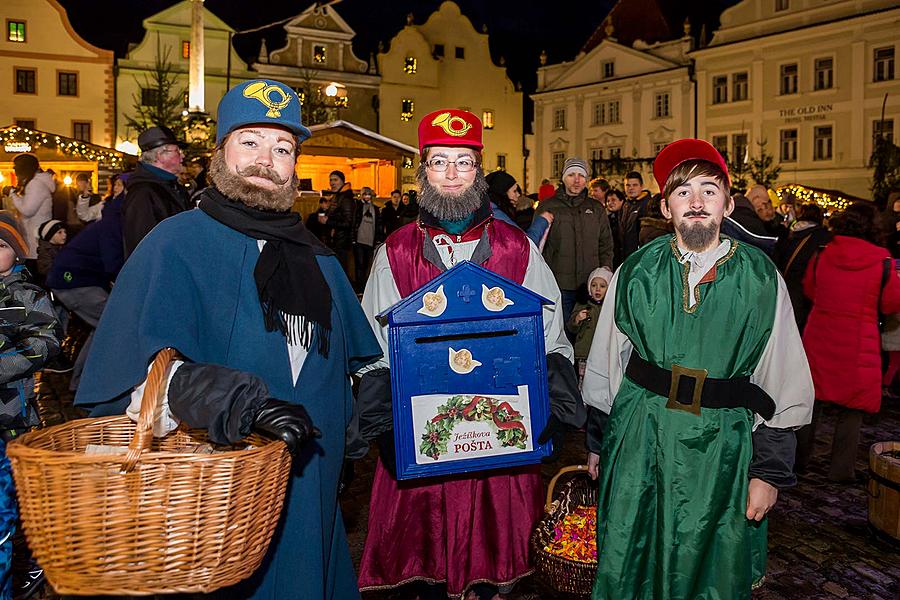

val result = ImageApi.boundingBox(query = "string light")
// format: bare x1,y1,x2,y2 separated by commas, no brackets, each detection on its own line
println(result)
775,184,854,214
0,125,124,168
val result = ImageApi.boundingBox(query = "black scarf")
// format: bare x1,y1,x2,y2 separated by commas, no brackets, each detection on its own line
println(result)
199,187,334,357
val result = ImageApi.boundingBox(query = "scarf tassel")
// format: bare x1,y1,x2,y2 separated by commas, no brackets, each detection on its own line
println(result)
262,301,331,358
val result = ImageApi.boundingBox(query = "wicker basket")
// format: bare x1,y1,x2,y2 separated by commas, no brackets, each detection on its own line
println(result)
7,348,293,596
531,464,598,595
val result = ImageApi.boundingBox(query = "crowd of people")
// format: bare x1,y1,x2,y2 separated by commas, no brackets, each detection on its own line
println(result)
0,75,894,600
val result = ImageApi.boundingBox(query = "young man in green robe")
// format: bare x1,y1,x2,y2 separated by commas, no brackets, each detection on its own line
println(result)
582,139,814,599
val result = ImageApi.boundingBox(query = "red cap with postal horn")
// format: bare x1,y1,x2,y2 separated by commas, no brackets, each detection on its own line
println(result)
653,138,730,192
418,109,483,155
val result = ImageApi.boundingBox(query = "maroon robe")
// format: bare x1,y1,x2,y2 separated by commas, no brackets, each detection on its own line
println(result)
358,217,543,597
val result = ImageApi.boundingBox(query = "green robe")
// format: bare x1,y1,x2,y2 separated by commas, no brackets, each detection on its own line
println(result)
593,236,776,600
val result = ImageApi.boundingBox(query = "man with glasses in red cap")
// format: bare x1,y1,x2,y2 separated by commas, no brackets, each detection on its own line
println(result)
354,109,580,600
582,139,814,599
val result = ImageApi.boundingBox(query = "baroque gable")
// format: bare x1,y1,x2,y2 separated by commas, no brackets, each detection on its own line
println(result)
541,40,681,92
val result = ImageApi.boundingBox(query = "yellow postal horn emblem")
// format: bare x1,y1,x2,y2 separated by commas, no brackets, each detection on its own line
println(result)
431,112,472,137
242,81,292,118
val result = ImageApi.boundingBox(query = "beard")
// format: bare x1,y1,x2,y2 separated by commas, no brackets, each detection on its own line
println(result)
676,216,720,252
208,151,298,211
416,164,488,221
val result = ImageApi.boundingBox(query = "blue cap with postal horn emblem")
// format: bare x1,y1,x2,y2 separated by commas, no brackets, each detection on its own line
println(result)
215,79,312,145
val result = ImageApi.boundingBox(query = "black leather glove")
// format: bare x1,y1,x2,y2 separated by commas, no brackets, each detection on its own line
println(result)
252,399,320,458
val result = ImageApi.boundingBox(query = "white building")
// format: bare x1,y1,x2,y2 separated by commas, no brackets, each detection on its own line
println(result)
692,0,900,199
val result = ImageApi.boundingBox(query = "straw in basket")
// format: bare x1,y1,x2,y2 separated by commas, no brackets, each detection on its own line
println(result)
7,348,293,596
530,464,598,595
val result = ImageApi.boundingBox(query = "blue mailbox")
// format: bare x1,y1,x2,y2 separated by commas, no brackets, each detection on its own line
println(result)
379,260,553,480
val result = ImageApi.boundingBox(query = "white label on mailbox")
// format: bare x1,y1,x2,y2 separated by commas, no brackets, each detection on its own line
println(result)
412,385,533,464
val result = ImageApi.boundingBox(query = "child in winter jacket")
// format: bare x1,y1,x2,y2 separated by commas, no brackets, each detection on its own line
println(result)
0,212,61,599
35,220,67,280
566,267,612,387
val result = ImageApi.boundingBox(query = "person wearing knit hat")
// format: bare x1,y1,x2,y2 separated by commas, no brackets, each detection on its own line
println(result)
356,108,579,600
74,78,381,600
35,219,67,282
582,138,813,599
535,155,613,324
0,213,29,261
565,266,613,386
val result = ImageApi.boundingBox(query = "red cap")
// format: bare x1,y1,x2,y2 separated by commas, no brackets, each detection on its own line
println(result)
418,109,483,155
653,139,730,192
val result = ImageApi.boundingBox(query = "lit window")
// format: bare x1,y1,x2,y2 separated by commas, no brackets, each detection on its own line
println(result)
874,119,894,145
483,110,495,130
313,45,327,64
401,99,415,122
73,121,91,142
712,75,728,104
733,72,748,101
182,41,190,59
732,133,748,164
455,46,465,59
552,107,566,130
15,68,35,94
58,72,78,96
654,92,670,118
496,154,506,171
551,152,565,178
780,63,798,95
404,56,417,74
7,20,25,43
433,44,445,58
874,47,895,82
814,57,833,90
780,129,797,162
813,125,832,160
602,60,614,79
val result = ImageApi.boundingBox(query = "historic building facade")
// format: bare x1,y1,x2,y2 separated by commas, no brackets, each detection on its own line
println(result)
377,1,523,184
1,0,114,146
693,0,900,199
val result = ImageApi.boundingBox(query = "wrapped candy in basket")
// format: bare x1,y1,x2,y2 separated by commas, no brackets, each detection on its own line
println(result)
530,465,598,595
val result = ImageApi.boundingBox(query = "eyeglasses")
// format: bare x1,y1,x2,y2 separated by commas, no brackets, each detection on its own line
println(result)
424,158,477,172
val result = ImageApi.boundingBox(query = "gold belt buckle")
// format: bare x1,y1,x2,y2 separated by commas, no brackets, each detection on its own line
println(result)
666,364,708,416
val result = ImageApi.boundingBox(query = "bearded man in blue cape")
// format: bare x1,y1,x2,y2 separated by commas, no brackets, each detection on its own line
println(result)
74,79,382,600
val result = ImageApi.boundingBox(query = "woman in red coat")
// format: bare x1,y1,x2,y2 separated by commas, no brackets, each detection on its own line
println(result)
797,201,900,481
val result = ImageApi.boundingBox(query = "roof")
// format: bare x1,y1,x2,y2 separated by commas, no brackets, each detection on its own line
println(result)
307,120,418,155
581,0,682,53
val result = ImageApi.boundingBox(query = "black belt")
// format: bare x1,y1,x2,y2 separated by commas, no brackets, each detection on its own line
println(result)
625,351,776,420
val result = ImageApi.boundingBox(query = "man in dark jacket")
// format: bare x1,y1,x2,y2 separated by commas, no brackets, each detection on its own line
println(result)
535,156,613,322
619,170,653,257
352,186,382,290
122,126,192,257
381,189,402,236
324,170,355,277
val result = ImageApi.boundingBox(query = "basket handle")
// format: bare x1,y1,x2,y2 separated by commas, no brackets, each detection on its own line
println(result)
123,348,178,472
545,464,590,513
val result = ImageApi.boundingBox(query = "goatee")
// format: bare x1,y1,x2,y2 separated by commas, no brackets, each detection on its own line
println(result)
416,164,488,221
208,151,298,211
677,219,720,252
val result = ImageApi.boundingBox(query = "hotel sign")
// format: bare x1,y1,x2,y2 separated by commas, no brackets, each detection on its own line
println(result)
780,104,833,123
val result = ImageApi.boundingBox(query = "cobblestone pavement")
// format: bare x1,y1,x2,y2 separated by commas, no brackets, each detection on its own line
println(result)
26,343,900,599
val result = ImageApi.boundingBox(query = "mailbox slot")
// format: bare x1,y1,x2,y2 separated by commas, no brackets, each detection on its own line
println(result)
414,330,518,344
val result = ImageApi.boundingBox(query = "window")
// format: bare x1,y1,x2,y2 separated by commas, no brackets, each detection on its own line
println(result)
58,72,77,96
404,56,417,74
712,135,729,158
313,45,326,64
496,154,506,171
608,100,620,124
593,102,606,126
551,152,565,179
780,63,798,95
552,107,566,130
7,20,25,43
608,146,622,158
455,46,465,59
814,57,833,90
780,129,797,162
873,119,893,145
654,92,670,118
775,0,789,11
433,44,445,58
732,133,748,164
733,72,748,101
73,121,91,142
181,41,190,59
482,110,495,130
591,148,603,163
874,47,895,82
14,68,35,94
141,87,160,107
814,125,833,160
14,119,35,130
592,100,620,125
601,60,615,79
712,75,728,104
400,99,414,122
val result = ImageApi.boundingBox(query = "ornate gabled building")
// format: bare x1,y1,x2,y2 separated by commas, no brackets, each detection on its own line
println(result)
252,2,380,131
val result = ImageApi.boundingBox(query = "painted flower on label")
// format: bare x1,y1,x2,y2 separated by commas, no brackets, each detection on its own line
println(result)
417,284,447,317
448,347,481,374
481,284,514,312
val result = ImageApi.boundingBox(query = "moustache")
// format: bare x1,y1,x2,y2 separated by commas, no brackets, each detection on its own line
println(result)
236,165,289,186
683,210,711,218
